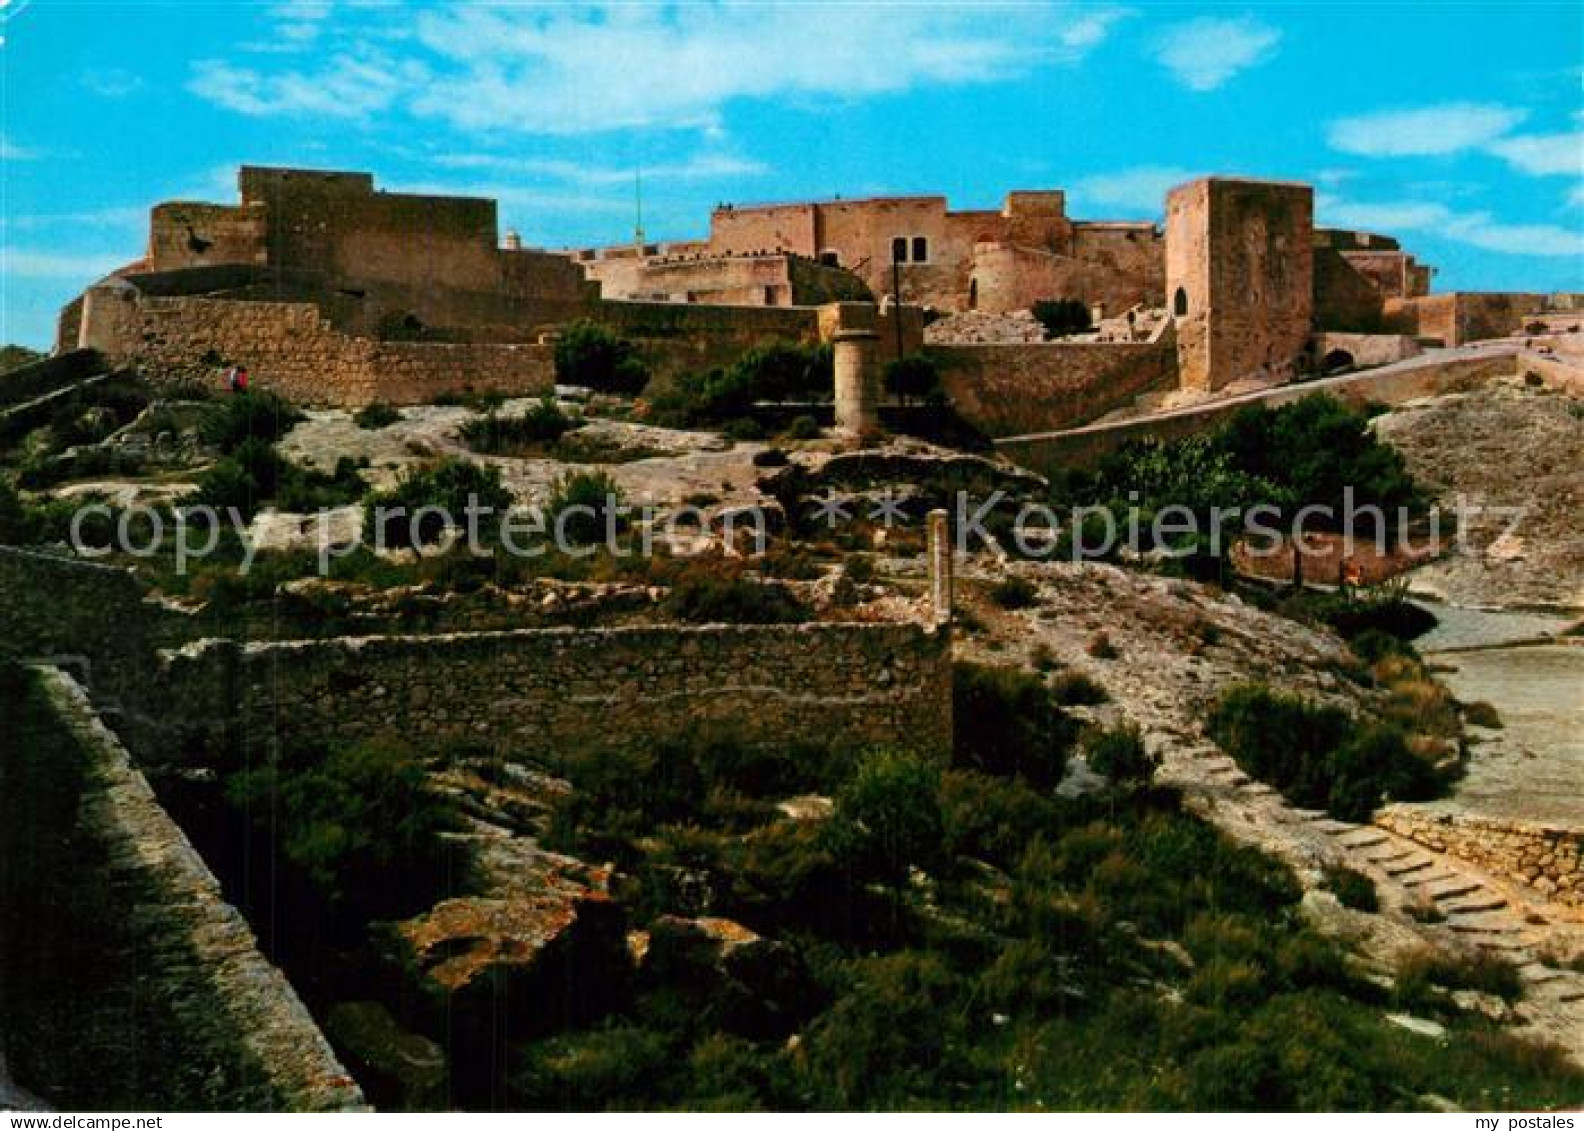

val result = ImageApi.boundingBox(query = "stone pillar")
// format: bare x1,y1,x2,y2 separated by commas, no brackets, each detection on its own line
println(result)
927,508,953,626
833,329,882,442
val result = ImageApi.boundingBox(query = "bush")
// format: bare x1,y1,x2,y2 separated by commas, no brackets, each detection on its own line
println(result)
460,398,574,454
883,355,941,401
546,469,625,546
353,402,403,430
1049,670,1107,706
198,390,303,453
649,341,833,427
554,321,650,394
364,458,513,548
1462,700,1502,729
722,417,766,442
186,442,366,520
1030,298,1092,338
952,662,1076,788
662,572,809,625
1083,723,1158,788
224,735,458,916
827,749,945,885
988,575,1038,609
1324,864,1380,912
1207,684,1445,821
784,415,821,441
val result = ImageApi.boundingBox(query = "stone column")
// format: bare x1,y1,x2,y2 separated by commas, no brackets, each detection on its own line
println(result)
833,328,882,443
927,508,953,626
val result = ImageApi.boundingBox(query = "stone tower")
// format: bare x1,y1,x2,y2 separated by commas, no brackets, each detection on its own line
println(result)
1165,177,1314,393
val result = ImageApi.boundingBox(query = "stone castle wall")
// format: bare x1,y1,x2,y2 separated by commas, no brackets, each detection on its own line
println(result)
1385,292,1545,346
1377,806,1582,907
80,288,554,406
156,622,953,768
931,339,1176,437
4,665,364,1110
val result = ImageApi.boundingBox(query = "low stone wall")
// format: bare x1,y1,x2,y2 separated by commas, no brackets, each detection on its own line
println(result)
0,348,105,408
0,547,198,718
3,665,364,1110
156,622,953,767
1376,805,1582,907
80,288,554,407
931,340,1175,436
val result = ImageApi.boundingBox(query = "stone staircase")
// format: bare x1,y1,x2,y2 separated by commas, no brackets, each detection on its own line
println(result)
1169,746,1584,1056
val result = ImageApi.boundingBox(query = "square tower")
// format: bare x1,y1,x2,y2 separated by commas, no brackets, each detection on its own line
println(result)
1166,177,1314,393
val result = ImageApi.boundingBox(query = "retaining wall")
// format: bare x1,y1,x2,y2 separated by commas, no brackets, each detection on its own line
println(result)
0,665,364,1109
1377,805,1582,907
932,340,1175,436
156,621,954,767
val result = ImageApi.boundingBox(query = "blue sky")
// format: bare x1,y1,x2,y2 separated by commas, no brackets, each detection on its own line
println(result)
2,0,1581,348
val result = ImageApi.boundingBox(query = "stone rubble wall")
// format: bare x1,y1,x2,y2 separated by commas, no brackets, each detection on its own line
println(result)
156,622,954,767
81,288,554,407
20,665,367,1110
931,339,1176,436
1377,805,1582,907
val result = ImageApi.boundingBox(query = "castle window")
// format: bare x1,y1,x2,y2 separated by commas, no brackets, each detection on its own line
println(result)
1173,287,1189,317
892,236,909,263
969,278,978,309
912,236,929,263
818,249,841,267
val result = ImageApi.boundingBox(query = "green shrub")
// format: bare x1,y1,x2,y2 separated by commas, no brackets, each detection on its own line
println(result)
1031,298,1092,338
1462,700,1502,728
662,572,809,625
1207,684,1445,821
649,341,832,427
198,390,303,453
952,662,1076,788
1324,864,1380,912
546,469,625,545
364,458,513,548
554,321,650,394
722,417,766,441
826,749,945,885
352,402,403,430
187,442,366,520
1394,948,1523,1007
460,397,574,453
1049,669,1107,705
224,735,458,915
883,355,941,400
988,575,1038,609
1083,723,1158,788
784,414,821,440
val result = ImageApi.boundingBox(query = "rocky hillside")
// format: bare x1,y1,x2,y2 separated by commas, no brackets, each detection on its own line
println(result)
1374,376,1584,611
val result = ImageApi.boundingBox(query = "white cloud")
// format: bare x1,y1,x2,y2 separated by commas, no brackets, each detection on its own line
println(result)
0,133,38,159
433,152,769,185
1488,131,1584,177
1070,166,1196,213
0,206,145,232
1326,102,1527,158
1153,16,1280,91
191,3,1126,134
0,248,128,279
81,67,143,98
1317,194,1584,258
188,51,420,119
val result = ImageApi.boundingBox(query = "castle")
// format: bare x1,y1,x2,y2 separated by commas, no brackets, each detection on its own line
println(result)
53,163,1567,422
